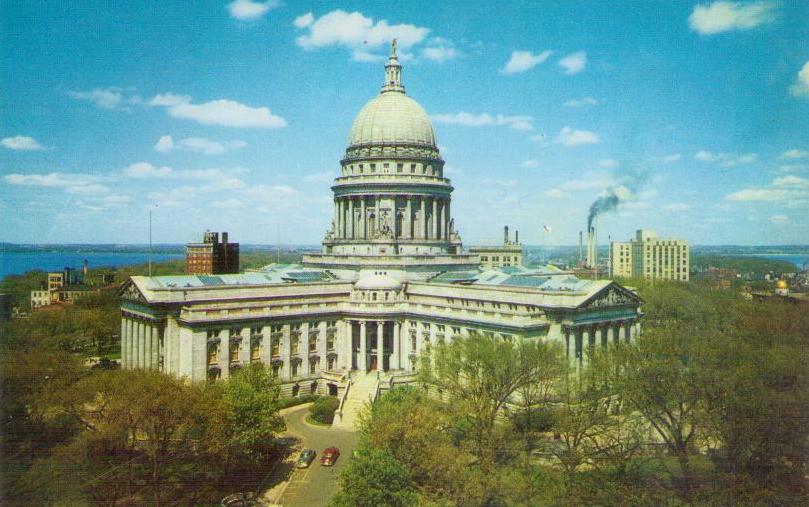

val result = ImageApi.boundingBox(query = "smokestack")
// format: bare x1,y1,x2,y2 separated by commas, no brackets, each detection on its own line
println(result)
504,226,509,245
587,227,593,268
579,231,583,265
515,230,519,244
222,232,228,244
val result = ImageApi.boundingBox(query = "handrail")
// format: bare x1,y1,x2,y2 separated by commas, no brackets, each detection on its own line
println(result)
336,378,352,420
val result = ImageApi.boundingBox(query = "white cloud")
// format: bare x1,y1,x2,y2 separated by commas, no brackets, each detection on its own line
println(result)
64,183,110,194
769,214,788,223
4,172,108,195
294,12,314,28
154,135,247,155
558,52,587,74
544,188,565,198
563,97,597,107
598,159,619,169
501,50,552,75
773,175,809,188
789,62,809,97
521,160,540,169
227,0,279,21
780,148,809,159
694,150,756,167
779,164,809,173
689,1,777,35
554,126,600,147
154,135,174,153
294,10,430,55
662,203,690,211
68,87,141,109
432,112,534,131
149,94,286,128
124,162,173,179
1,135,45,151
422,45,459,63
213,198,246,209
725,188,787,201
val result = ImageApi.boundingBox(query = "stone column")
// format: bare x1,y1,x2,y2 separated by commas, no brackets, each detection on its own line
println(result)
359,321,367,372
405,197,413,239
440,199,446,239
318,321,328,371
219,330,230,379
342,320,352,370
282,324,291,379
377,321,384,371
347,198,354,239
120,318,127,369
360,199,367,239
575,328,584,367
432,197,438,239
145,323,153,369
420,197,427,239
392,320,401,370
445,200,451,239
301,322,310,378
261,324,272,365
137,320,146,369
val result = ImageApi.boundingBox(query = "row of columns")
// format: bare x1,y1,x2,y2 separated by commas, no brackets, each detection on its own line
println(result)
334,194,450,241
121,314,161,370
348,319,403,372
564,319,639,364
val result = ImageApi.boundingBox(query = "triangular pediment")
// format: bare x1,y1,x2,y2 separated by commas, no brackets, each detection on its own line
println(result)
118,279,148,303
580,283,641,309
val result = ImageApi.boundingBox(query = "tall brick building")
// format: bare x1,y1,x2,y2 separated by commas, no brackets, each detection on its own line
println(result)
185,231,239,275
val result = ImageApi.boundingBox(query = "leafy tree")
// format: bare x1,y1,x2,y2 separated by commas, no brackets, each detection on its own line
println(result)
417,333,563,475
219,363,285,460
331,449,417,507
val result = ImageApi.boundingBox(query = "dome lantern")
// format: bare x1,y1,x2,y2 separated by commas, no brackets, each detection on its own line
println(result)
382,39,405,94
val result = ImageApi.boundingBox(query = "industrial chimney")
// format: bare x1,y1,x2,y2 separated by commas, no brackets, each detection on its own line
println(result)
515,230,519,244
504,226,509,245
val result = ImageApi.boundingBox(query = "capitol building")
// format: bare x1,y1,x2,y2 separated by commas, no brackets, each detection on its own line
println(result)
119,43,642,398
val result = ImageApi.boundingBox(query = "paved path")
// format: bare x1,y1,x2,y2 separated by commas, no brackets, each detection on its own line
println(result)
261,404,358,507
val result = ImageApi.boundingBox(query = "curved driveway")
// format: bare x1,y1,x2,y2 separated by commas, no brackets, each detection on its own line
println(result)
269,404,358,507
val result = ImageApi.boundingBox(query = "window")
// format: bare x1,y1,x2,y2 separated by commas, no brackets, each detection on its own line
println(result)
272,362,281,377
327,335,335,350
291,362,299,377
251,340,261,361
308,334,317,351
291,335,299,354
397,163,403,172
230,341,240,363
208,344,218,365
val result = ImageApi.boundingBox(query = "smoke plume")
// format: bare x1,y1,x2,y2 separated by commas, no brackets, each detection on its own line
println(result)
586,166,648,228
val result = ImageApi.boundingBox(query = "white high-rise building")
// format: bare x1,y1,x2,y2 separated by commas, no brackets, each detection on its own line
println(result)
610,229,689,281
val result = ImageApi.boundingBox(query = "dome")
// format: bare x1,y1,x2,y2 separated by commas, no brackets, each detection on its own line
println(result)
776,280,788,289
354,274,402,290
348,92,436,148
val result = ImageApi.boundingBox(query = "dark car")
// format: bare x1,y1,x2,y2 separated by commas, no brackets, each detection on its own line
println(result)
320,447,340,466
296,449,316,468
220,492,255,507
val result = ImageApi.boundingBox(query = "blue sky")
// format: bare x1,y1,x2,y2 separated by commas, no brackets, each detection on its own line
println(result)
1,0,808,246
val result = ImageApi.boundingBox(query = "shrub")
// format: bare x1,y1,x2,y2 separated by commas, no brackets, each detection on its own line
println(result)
309,396,340,424
278,394,318,409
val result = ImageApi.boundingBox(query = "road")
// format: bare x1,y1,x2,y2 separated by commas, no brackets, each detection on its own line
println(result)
265,404,358,507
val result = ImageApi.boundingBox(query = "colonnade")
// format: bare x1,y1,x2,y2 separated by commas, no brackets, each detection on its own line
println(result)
121,314,161,370
346,319,404,372
333,194,450,241
564,319,639,364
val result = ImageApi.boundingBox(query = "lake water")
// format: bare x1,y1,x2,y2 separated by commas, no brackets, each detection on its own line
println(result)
0,251,184,280
747,254,808,270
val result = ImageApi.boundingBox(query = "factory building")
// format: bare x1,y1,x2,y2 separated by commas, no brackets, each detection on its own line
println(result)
469,226,524,269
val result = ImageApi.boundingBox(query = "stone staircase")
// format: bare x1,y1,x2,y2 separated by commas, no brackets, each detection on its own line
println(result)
332,372,379,431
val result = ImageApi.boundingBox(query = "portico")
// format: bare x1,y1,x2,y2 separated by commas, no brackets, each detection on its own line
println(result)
347,319,403,372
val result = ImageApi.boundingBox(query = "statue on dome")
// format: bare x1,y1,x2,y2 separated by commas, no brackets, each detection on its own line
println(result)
378,210,393,239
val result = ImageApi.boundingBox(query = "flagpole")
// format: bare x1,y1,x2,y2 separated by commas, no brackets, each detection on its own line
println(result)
148,208,152,277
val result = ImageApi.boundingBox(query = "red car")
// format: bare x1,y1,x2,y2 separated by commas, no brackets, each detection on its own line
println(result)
320,447,340,466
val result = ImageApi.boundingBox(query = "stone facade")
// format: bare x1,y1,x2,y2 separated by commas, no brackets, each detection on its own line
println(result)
610,229,689,281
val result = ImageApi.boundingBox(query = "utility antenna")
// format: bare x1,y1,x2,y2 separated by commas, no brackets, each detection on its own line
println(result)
148,208,153,277
276,224,281,264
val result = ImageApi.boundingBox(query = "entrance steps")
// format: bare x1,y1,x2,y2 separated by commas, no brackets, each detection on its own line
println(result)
332,372,379,431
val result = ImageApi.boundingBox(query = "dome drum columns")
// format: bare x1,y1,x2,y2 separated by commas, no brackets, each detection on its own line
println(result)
331,194,452,243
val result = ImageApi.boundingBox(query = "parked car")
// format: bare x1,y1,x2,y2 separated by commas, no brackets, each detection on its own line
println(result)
296,449,316,468
320,447,340,466
220,492,255,507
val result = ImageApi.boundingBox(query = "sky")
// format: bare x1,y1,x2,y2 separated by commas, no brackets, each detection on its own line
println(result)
1,0,808,246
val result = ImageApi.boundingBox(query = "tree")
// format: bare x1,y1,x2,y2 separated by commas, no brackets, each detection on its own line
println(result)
417,333,563,475
219,363,285,460
309,396,339,424
331,449,417,507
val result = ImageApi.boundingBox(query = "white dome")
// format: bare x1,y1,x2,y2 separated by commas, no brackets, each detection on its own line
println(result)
348,92,437,148
354,274,402,290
